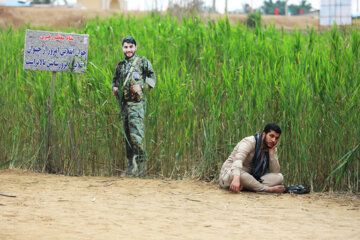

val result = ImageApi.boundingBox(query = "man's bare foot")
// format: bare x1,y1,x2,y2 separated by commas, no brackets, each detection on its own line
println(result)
267,185,285,193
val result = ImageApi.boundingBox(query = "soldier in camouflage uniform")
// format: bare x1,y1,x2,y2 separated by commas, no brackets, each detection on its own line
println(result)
111,36,156,176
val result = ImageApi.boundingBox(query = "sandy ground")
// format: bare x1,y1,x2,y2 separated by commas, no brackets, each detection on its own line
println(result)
0,169,359,240
0,6,322,30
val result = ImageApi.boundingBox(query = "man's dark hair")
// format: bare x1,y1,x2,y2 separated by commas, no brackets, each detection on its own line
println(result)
122,36,136,46
263,123,281,134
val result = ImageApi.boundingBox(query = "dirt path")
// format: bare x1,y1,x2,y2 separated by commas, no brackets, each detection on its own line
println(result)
0,169,359,240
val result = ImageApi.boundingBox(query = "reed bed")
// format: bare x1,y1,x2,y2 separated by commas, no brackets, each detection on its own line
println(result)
0,14,359,192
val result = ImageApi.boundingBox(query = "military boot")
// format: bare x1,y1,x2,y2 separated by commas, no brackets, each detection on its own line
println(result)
123,155,138,176
137,160,147,177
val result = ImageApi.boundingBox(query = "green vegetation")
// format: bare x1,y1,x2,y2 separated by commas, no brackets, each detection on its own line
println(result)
0,14,359,192
246,12,261,28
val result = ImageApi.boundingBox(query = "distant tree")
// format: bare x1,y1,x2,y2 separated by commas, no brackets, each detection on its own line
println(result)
189,0,205,12
288,0,312,15
243,3,251,13
32,0,51,3
168,0,207,13
261,0,286,15
229,9,245,14
202,5,214,13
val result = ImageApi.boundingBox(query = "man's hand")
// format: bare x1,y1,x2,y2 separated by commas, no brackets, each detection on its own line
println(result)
229,175,243,192
130,84,142,94
112,87,119,97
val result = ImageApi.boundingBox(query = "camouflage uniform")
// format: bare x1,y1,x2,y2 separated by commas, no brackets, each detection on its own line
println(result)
112,54,156,176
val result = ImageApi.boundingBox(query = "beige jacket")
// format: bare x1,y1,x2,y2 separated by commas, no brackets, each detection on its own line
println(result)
220,135,280,178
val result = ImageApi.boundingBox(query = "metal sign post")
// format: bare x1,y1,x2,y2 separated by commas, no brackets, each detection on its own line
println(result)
45,71,57,172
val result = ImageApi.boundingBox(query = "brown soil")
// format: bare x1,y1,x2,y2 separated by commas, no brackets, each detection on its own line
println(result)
0,169,359,240
0,6,146,29
0,6,321,30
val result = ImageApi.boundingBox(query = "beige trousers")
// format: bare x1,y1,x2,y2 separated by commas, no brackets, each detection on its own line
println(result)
219,169,284,192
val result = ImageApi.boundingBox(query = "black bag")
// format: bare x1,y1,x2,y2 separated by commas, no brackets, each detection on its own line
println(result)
284,185,310,194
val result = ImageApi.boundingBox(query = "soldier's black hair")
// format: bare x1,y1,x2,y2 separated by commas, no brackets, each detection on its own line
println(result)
263,123,281,135
122,36,137,46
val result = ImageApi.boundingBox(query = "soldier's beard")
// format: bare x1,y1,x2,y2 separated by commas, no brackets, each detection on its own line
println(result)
262,134,271,149
125,53,135,59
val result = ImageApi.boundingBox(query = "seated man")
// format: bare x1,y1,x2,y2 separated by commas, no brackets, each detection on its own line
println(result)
219,123,285,193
